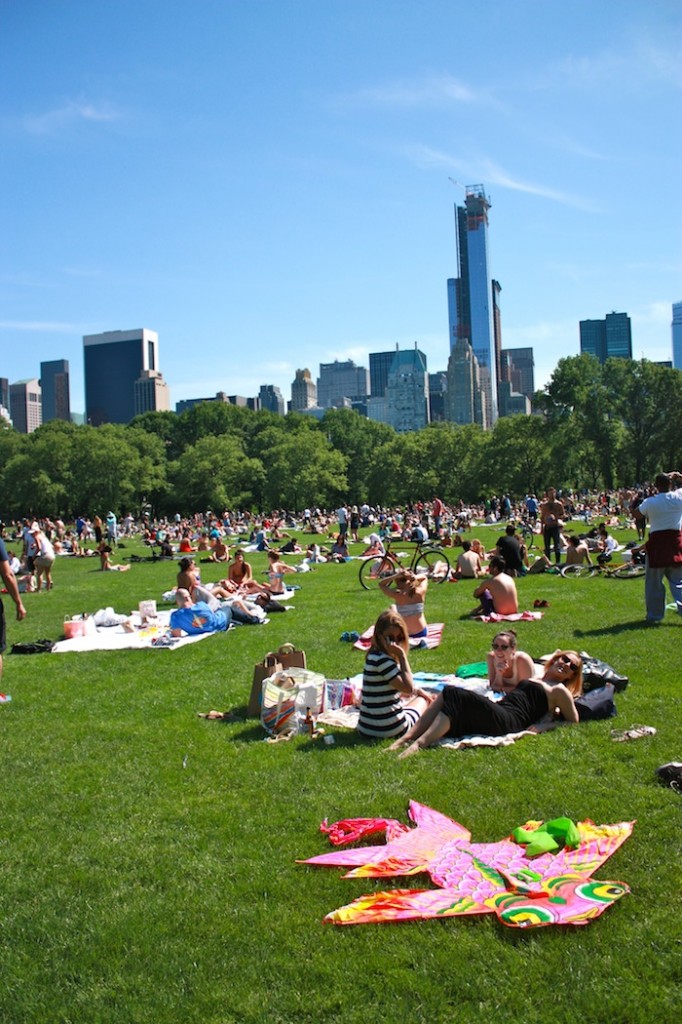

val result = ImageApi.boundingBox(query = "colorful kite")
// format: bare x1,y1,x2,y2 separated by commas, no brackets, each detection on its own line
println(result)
300,801,633,929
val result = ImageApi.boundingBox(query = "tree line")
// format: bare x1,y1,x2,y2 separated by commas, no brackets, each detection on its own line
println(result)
1,356,680,519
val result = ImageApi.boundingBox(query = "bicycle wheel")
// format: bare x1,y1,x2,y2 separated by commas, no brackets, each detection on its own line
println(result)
414,548,451,582
359,556,396,590
521,527,536,551
560,564,597,578
612,562,646,579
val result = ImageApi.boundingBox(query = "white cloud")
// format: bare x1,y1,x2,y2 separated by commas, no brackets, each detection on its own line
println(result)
335,73,485,109
0,320,79,333
24,100,119,135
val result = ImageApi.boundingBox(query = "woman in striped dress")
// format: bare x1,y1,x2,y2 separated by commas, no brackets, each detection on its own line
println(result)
357,610,434,740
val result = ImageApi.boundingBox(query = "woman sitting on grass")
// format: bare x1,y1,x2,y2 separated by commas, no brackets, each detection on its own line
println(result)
486,630,536,692
390,650,583,757
357,610,434,740
378,569,429,639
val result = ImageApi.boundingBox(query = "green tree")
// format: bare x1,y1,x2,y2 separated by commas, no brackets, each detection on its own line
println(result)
171,435,265,513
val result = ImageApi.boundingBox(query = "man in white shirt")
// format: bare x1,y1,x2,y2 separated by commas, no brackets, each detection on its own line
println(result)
634,471,682,622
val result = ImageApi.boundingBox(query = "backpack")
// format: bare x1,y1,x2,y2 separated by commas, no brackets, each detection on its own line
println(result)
574,684,617,721
11,638,55,655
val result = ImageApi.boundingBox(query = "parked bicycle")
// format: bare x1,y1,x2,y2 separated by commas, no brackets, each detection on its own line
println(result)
560,555,645,580
358,539,451,590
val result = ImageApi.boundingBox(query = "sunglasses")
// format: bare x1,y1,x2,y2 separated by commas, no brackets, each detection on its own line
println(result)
556,654,579,671
492,642,511,650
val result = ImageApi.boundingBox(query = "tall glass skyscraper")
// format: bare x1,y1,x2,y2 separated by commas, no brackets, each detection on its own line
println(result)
447,185,497,425
40,358,71,422
672,301,682,370
84,328,161,425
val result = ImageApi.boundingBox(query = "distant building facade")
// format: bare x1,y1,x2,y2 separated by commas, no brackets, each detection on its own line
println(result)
385,345,429,433
258,384,285,415
448,185,498,426
579,312,632,364
369,351,398,399
134,370,170,416
40,359,71,423
500,347,535,401
446,337,485,427
316,359,369,409
672,301,682,370
84,328,166,425
428,371,448,422
175,393,258,414
10,378,42,434
291,368,317,411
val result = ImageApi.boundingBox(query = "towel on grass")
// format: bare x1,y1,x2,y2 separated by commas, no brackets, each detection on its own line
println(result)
353,622,444,651
473,610,543,623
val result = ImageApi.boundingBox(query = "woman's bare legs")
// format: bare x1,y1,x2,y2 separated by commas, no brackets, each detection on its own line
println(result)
388,692,444,750
398,711,452,759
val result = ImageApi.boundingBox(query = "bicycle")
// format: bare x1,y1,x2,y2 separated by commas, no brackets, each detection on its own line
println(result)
560,557,645,580
358,539,451,590
517,520,537,551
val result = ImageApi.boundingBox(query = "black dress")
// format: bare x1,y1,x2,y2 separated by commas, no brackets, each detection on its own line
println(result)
441,680,548,738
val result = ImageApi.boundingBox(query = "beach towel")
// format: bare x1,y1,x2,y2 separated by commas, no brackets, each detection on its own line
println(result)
353,622,444,651
300,800,633,929
473,610,543,623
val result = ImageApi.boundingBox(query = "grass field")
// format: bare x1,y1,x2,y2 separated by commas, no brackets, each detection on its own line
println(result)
1,525,681,1024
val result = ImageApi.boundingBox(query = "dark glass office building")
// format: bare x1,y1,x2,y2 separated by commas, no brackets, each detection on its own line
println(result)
579,312,632,364
40,358,71,422
84,329,159,425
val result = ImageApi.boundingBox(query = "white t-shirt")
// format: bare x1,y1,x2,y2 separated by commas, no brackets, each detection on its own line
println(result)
639,488,682,532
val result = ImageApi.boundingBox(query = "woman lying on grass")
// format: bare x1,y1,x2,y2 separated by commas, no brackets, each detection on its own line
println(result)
486,630,536,692
357,610,435,740
390,650,583,758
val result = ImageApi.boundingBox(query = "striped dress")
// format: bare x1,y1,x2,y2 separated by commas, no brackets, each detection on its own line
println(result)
358,649,413,739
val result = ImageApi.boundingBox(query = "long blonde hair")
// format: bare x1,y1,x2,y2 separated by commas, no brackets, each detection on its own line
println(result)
545,650,583,696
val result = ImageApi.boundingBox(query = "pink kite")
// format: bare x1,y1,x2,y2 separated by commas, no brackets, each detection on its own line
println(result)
300,801,633,929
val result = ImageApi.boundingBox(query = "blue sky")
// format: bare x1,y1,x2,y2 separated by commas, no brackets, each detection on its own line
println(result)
1,0,680,414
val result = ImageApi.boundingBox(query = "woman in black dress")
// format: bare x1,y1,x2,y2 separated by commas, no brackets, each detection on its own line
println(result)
390,650,583,758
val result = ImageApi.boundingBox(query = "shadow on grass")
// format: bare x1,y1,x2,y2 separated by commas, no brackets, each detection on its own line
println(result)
574,619,677,638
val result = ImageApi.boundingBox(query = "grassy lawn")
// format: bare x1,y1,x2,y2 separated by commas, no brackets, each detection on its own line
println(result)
1,525,680,1024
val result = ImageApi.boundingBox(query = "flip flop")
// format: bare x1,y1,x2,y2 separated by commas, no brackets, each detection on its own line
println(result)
611,724,656,742
197,710,235,721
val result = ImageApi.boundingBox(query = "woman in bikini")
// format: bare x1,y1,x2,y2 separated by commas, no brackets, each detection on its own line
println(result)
378,569,429,639
486,630,536,693
265,550,297,596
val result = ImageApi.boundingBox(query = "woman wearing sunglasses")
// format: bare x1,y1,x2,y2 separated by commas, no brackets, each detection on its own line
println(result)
487,630,536,693
390,650,583,757
357,610,435,740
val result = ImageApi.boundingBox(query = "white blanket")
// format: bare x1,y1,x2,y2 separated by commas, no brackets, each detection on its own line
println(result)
52,611,213,653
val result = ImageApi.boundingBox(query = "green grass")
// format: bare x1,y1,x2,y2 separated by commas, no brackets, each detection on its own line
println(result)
1,525,681,1024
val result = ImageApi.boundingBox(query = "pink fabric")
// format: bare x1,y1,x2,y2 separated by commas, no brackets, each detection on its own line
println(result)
473,611,543,623
353,622,444,650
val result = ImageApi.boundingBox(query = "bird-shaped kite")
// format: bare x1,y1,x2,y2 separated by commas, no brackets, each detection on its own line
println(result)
300,801,633,929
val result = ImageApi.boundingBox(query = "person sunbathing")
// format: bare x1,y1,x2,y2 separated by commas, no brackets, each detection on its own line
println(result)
170,588,231,636
357,610,435,740
486,630,536,692
378,569,428,639
265,550,297,595
469,556,518,616
390,650,583,757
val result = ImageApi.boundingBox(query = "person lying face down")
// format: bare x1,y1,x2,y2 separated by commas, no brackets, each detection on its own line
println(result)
390,650,583,758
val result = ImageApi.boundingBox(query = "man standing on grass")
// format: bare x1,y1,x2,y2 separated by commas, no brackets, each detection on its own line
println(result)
633,471,682,623
0,537,27,683
540,487,564,564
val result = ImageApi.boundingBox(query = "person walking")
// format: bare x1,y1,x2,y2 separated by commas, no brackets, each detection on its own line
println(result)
633,471,682,623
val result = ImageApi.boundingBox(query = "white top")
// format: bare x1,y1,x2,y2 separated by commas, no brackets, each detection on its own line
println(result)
639,488,682,532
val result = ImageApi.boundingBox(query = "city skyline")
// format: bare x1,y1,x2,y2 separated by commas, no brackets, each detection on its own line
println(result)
1,2,680,413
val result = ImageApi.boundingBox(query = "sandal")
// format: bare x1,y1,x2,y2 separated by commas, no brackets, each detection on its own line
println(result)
611,724,656,742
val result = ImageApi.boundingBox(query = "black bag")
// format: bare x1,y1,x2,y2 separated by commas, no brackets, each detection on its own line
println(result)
655,762,682,794
574,684,617,721
580,653,629,693
11,638,55,655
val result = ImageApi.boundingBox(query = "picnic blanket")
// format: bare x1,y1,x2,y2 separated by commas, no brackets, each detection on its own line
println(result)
300,800,633,929
353,622,444,651
473,610,543,623
51,611,213,653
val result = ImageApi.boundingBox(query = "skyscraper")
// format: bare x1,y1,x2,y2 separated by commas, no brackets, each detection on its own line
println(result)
40,359,71,422
258,384,285,415
84,328,163,425
10,378,42,433
579,312,632,363
369,351,398,399
448,185,498,425
316,359,369,408
672,301,682,370
385,345,429,433
446,337,485,427
500,348,535,400
291,368,317,411
134,370,170,416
